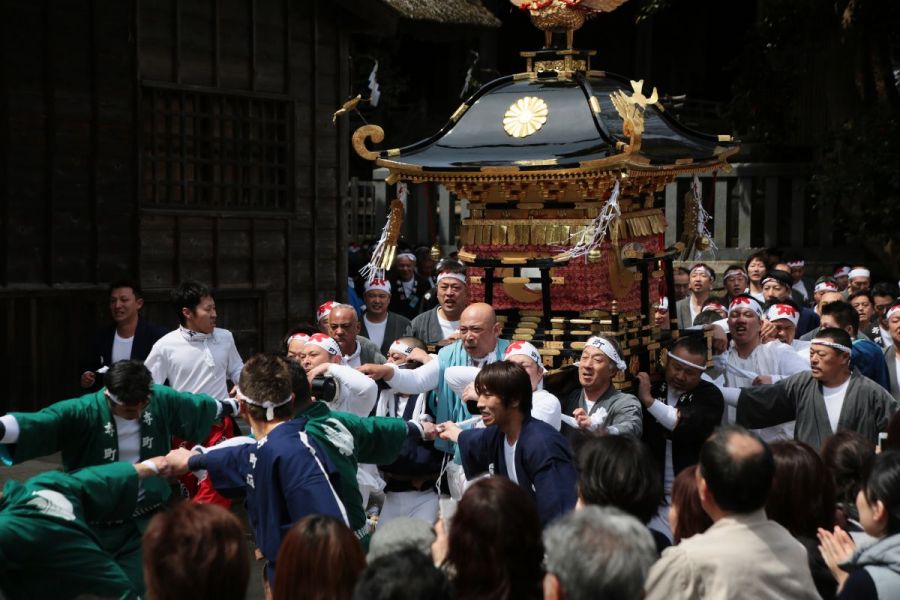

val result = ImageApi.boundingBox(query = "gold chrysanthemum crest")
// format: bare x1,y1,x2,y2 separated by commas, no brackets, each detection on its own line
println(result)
503,96,549,138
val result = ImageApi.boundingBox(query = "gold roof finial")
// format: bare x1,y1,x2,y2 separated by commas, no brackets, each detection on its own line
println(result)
512,0,632,49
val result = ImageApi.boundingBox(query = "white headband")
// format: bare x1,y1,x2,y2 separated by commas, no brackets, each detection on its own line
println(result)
723,268,748,282
729,296,764,320
396,252,417,263
765,303,799,326
834,266,851,278
437,272,467,285
235,386,293,421
317,301,335,321
305,333,342,357
389,340,415,357
287,333,311,346
666,350,706,372
584,336,626,371
656,296,669,311
364,278,391,294
105,388,152,406
848,268,870,280
815,281,838,293
504,341,545,372
690,264,714,279
786,260,804,268
886,305,900,321
810,338,852,354
703,302,727,314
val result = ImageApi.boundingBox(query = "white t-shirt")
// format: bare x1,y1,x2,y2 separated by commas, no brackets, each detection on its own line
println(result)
401,278,415,298
114,416,141,465
144,328,244,399
363,316,387,351
504,436,519,484
823,379,851,433
112,333,135,364
437,315,460,340
883,326,895,349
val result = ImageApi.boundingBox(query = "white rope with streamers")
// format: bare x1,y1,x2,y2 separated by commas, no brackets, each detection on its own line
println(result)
556,180,621,261
692,174,718,258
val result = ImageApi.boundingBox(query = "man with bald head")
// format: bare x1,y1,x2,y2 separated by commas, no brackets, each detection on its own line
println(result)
328,303,386,367
644,426,819,600
360,303,512,495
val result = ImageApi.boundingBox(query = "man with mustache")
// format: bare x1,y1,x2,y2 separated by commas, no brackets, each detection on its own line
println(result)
406,271,470,348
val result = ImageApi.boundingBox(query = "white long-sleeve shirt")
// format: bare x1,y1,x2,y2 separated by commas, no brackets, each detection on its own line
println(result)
325,363,377,417
144,328,243,399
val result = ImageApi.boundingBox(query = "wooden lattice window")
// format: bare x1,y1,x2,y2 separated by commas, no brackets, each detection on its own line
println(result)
141,85,292,211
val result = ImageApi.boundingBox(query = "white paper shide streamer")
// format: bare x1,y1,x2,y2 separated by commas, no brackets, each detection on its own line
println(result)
555,180,621,262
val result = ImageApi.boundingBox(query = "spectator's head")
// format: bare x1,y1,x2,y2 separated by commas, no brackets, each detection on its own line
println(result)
848,266,872,293
274,515,366,600
859,450,900,538
503,341,546,391
822,431,875,523
363,279,392,320
722,265,749,298
436,271,469,319
761,269,793,303
386,336,426,365
353,548,452,600
367,517,435,562
300,333,344,371
669,465,712,544
692,309,724,327
328,304,361,356
786,258,805,282
473,361,533,426
543,506,656,600
417,255,436,281
809,327,853,386
579,336,625,395
283,325,317,363
665,336,708,393
765,299,800,345
727,295,764,350
104,360,154,421
766,441,836,538
745,252,769,285
576,435,662,525
820,301,860,337
871,282,899,326
171,280,215,332
238,354,294,424
700,299,729,320
108,279,144,325
443,477,543,600
143,502,249,600
654,296,670,328
848,290,876,330
673,267,691,300
393,253,416,282
698,426,774,518
459,303,500,359
833,265,851,290
688,263,716,296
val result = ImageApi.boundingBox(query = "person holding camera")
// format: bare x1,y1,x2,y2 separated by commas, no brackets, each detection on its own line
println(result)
299,333,379,417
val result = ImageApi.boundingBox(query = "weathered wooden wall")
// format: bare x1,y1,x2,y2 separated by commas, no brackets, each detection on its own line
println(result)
0,0,352,412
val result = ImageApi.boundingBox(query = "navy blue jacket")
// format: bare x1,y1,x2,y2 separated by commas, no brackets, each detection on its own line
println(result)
458,416,577,526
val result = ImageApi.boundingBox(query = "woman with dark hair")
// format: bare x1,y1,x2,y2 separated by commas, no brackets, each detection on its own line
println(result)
768,441,838,599
819,450,900,598
273,514,366,600
576,434,668,554
822,431,876,532
440,477,544,600
669,465,712,544
143,502,250,600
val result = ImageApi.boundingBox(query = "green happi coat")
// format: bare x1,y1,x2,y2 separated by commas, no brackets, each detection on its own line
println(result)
0,384,220,591
296,401,408,546
0,462,143,600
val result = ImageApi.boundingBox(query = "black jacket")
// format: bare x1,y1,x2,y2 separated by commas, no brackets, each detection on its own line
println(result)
79,317,168,391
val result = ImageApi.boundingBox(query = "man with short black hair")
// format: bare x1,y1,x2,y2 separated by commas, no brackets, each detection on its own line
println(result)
786,258,814,306
733,328,898,449
675,264,715,330
820,300,890,390
871,282,898,348
0,360,236,592
673,267,691,302
388,253,429,320
406,270,470,347
543,506,657,600
80,280,167,391
644,426,820,599
438,361,577,526
721,265,749,306
761,269,819,336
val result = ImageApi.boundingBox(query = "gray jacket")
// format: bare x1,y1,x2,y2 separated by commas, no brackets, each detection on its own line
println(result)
885,345,900,402
358,335,386,365
360,311,411,357
405,307,445,346
843,534,900,599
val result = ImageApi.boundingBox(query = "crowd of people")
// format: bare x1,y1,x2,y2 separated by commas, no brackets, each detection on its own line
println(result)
3,246,900,599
